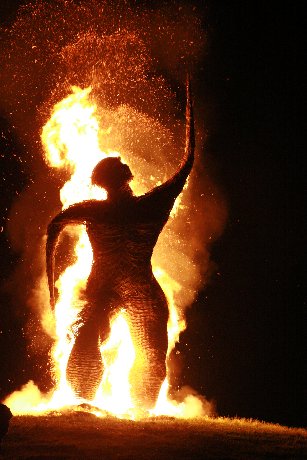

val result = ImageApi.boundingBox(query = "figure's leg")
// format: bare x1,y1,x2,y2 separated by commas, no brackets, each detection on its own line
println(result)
66,305,111,401
127,286,169,410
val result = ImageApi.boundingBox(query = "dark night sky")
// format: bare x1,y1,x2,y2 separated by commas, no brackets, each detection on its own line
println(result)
0,1,305,428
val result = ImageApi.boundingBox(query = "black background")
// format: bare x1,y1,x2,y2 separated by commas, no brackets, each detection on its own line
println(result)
0,1,305,427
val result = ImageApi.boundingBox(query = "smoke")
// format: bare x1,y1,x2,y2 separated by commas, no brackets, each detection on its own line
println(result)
0,0,227,408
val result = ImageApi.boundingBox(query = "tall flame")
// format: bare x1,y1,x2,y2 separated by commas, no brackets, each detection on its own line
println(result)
5,86,208,419
42,86,139,415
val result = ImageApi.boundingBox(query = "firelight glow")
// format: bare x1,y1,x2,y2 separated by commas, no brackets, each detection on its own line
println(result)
4,86,205,419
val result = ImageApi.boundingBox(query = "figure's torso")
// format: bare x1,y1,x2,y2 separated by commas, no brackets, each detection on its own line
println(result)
84,196,169,296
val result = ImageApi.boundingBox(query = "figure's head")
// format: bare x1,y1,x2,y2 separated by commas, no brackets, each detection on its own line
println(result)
91,157,133,191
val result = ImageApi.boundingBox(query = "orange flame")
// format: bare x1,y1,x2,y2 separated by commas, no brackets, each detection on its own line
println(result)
4,86,208,419
42,86,138,415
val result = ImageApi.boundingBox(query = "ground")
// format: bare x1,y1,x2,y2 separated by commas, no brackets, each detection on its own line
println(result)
2,412,306,459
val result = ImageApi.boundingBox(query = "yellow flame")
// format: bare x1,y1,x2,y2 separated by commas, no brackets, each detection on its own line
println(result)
42,87,136,412
42,86,111,207
93,310,135,416
5,86,207,418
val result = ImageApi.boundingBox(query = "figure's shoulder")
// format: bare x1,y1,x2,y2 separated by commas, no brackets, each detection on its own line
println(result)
78,199,109,215
136,186,169,210
76,199,105,209
60,199,107,220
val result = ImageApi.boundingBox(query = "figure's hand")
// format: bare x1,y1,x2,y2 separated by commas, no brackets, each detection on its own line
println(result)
185,73,195,157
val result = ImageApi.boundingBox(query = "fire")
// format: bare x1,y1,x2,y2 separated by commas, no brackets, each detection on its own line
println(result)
42,86,139,415
4,86,207,419
94,310,135,415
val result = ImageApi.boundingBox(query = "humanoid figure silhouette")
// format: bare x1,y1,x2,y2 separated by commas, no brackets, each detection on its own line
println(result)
46,78,194,409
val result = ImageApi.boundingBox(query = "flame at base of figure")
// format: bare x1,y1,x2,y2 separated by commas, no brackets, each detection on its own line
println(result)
5,305,213,418
65,305,167,412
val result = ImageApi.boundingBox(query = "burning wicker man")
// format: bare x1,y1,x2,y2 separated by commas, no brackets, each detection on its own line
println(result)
46,78,195,410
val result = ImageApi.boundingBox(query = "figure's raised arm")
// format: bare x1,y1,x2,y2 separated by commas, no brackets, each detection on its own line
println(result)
143,76,195,212
177,74,195,189
46,202,91,308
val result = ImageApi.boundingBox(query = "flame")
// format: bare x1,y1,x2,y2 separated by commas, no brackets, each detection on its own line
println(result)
42,86,137,415
5,86,208,419
93,310,135,415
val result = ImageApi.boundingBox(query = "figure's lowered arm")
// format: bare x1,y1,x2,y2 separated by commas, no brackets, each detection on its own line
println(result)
46,203,89,308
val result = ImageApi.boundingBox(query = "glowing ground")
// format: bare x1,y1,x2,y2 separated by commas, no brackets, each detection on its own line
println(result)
2,413,306,459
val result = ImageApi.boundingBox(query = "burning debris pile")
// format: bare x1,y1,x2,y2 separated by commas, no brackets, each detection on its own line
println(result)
1,0,227,419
